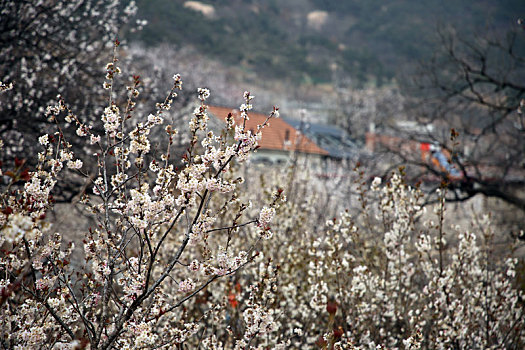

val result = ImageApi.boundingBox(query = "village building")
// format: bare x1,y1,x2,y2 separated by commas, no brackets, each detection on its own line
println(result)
207,105,330,167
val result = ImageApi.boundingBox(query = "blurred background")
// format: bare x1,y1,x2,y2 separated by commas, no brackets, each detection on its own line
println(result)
1,0,524,233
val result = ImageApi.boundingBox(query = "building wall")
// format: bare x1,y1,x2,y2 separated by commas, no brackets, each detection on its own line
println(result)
250,148,325,169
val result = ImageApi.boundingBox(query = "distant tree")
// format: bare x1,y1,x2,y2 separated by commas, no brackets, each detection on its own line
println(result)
392,23,525,213
331,85,406,140
0,0,137,166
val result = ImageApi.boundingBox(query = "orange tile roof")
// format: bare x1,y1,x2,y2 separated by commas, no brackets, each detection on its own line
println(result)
208,105,329,155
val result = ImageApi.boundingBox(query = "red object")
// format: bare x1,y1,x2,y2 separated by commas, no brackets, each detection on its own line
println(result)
333,326,344,339
2,207,13,215
20,169,30,181
326,301,337,315
228,293,238,308
420,143,430,152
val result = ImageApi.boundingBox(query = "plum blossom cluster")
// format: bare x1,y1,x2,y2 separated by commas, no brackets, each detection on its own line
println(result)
0,47,288,349
0,80,13,92
233,93,279,162
242,168,525,349
101,104,121,138
258,206,275,227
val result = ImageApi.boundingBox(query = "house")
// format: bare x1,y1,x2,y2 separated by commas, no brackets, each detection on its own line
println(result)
284,119,360,161
207,106,329,166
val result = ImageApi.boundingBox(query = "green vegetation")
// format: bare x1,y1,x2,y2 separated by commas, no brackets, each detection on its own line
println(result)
135,0,523,86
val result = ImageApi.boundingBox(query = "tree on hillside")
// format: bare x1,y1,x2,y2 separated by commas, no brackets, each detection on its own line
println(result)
0,0,137,166
375,23,525,217
331,85,406,140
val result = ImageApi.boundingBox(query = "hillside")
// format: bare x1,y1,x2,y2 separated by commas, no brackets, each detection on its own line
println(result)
135,0,523,87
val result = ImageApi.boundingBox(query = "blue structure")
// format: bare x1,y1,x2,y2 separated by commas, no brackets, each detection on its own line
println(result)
432,149,461,177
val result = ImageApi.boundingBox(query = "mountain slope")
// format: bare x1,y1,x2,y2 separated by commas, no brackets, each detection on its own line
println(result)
135,0,523,86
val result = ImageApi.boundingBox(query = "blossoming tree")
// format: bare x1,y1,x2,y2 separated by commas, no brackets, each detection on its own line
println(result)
0,0,138,173
1,11,524,350
1,42,285,348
